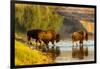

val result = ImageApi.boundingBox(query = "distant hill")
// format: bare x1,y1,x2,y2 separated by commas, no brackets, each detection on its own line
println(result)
59,18,86,38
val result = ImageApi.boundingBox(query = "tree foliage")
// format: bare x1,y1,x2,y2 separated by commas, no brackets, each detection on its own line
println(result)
15,4,64,33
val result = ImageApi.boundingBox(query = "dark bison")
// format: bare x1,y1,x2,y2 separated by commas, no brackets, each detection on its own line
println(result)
27,29,60,49
27,29,42,45
72,30,88,47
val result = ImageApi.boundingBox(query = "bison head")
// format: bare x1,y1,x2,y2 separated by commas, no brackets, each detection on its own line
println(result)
56,34,60,43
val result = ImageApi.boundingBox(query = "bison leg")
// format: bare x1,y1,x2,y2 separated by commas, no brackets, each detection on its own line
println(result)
73,41,78,48
46,44,49,50
36,40,40,50
51,40,55,46
80,40,83,46
35,39,38,50
72,41,75,48
35,39,42,50
27,36,32,45
45,42,49,51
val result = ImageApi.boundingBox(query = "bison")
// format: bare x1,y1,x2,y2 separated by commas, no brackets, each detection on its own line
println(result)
72,30,88,47
27,29,42,44
27,29,60,50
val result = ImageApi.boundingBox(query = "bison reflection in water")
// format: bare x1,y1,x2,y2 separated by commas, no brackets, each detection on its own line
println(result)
27,29,60,50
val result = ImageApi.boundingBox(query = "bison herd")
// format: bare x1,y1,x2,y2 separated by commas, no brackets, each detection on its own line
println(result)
27,29,89,59
27,29,61,59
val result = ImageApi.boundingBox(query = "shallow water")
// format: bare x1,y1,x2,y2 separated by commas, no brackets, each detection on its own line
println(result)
50,40,95,63
48,40,94,51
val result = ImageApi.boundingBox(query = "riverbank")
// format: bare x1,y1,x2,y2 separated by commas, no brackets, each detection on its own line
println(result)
15,40,54,65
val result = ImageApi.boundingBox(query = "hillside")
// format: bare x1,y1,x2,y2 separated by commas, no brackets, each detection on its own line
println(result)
56,7,95,39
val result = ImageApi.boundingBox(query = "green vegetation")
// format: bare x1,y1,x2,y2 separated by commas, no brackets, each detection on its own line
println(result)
15,40,54,65
15,4,64,33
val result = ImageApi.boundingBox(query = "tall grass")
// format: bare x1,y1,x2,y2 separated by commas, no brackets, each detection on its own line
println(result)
15,40,53,65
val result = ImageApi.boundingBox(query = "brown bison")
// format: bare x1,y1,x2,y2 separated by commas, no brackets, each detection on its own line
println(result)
38,30,60,45
72,30,88,47
27,29,60,50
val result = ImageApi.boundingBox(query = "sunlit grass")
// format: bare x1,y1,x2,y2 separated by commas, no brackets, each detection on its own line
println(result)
15,40,53,66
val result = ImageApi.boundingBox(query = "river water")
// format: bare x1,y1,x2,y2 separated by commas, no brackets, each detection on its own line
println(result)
48,40,94,51
48,40,95,63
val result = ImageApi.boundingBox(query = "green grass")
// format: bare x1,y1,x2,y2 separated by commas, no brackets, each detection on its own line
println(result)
15,40,53,66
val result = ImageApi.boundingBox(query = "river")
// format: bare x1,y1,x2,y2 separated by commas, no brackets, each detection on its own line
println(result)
48,40,95,63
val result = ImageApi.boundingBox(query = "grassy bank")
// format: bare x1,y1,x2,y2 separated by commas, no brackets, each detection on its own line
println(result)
15,40,54,66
